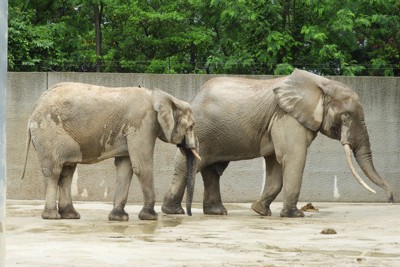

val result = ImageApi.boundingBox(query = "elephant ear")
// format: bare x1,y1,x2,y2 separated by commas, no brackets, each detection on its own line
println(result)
273,69,331,131
152,89,178,142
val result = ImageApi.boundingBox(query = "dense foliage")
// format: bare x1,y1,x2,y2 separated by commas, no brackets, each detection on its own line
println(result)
8,0,400,75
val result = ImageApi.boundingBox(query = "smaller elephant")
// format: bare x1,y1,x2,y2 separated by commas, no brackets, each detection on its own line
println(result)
21,82,200,221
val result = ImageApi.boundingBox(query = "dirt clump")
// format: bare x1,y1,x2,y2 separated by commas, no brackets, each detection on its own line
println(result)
321,228,337,235
300,202,319,212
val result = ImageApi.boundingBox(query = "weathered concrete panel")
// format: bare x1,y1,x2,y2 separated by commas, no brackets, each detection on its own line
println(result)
7,73,48,201
7,73,400,205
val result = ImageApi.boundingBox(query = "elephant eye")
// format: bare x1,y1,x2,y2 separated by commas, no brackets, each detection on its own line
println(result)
342,112,351,118
341,112,352,125
186,123,194,133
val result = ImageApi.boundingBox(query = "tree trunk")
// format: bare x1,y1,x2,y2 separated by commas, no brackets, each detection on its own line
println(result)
190,43,196,72
93,3,103,72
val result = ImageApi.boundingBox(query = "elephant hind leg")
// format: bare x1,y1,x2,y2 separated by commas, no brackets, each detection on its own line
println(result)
58,164,80,219
202,161,229,215
41,161,63,219
252,155,283,216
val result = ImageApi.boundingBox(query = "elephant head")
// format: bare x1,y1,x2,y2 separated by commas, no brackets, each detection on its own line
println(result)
273,69,393,202
152,89,201,215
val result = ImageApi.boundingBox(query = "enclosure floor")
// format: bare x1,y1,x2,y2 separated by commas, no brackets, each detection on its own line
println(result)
5,200,400,266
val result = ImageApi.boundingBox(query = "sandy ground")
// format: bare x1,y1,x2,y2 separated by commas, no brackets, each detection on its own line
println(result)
5,200,400,266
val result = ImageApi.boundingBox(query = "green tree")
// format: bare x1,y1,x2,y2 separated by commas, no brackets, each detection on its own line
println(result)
8,0,400,75
8,5,62,71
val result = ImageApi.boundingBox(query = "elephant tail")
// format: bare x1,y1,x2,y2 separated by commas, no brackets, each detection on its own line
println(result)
20,125,31,179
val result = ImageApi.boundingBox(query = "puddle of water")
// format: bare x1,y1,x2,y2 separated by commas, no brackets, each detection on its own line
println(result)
160,216,184,228
318,249,361,257
18,213,187,246
264,245,302,254
364,252,400,258
105,216,186,242
264,245,362,257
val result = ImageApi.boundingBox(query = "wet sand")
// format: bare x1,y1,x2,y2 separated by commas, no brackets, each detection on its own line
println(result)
6,200,400,266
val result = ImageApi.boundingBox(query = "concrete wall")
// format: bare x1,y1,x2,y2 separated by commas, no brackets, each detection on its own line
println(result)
7,72,400,205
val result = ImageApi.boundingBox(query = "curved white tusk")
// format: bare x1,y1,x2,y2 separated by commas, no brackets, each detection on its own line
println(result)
343,144,376,194
191,148,202,161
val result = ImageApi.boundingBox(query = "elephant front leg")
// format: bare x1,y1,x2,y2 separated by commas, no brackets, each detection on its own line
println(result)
58,164,80,219
279,152,307,218
271,115,315,218
108,157,133,221
252,156,283,216
162,151,187,214
128,136,158,220
137,169,158,220
131,158,157,220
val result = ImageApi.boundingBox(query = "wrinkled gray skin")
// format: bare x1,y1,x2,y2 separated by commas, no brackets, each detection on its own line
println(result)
162,69,393,218
21,82,198,221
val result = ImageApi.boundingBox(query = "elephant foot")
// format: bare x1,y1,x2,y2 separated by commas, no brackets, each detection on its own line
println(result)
161,202,185,215
58,205,81,219
108,208,129,221
251,202,272,216
138,207,158,220
280,207,304,218
42,208,61,220
203,202,227,215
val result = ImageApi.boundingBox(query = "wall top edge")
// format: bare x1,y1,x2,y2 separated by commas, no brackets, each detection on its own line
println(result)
7,71,400,80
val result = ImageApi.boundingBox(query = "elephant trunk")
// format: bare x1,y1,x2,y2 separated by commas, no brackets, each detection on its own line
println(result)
353,143,394,203
341,119,393,203
185,147,195,216
178,131,201,216
343,144,376,193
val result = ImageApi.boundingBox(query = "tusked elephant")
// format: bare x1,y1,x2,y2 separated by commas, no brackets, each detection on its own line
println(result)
162,69,394,218
21,82,200,221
